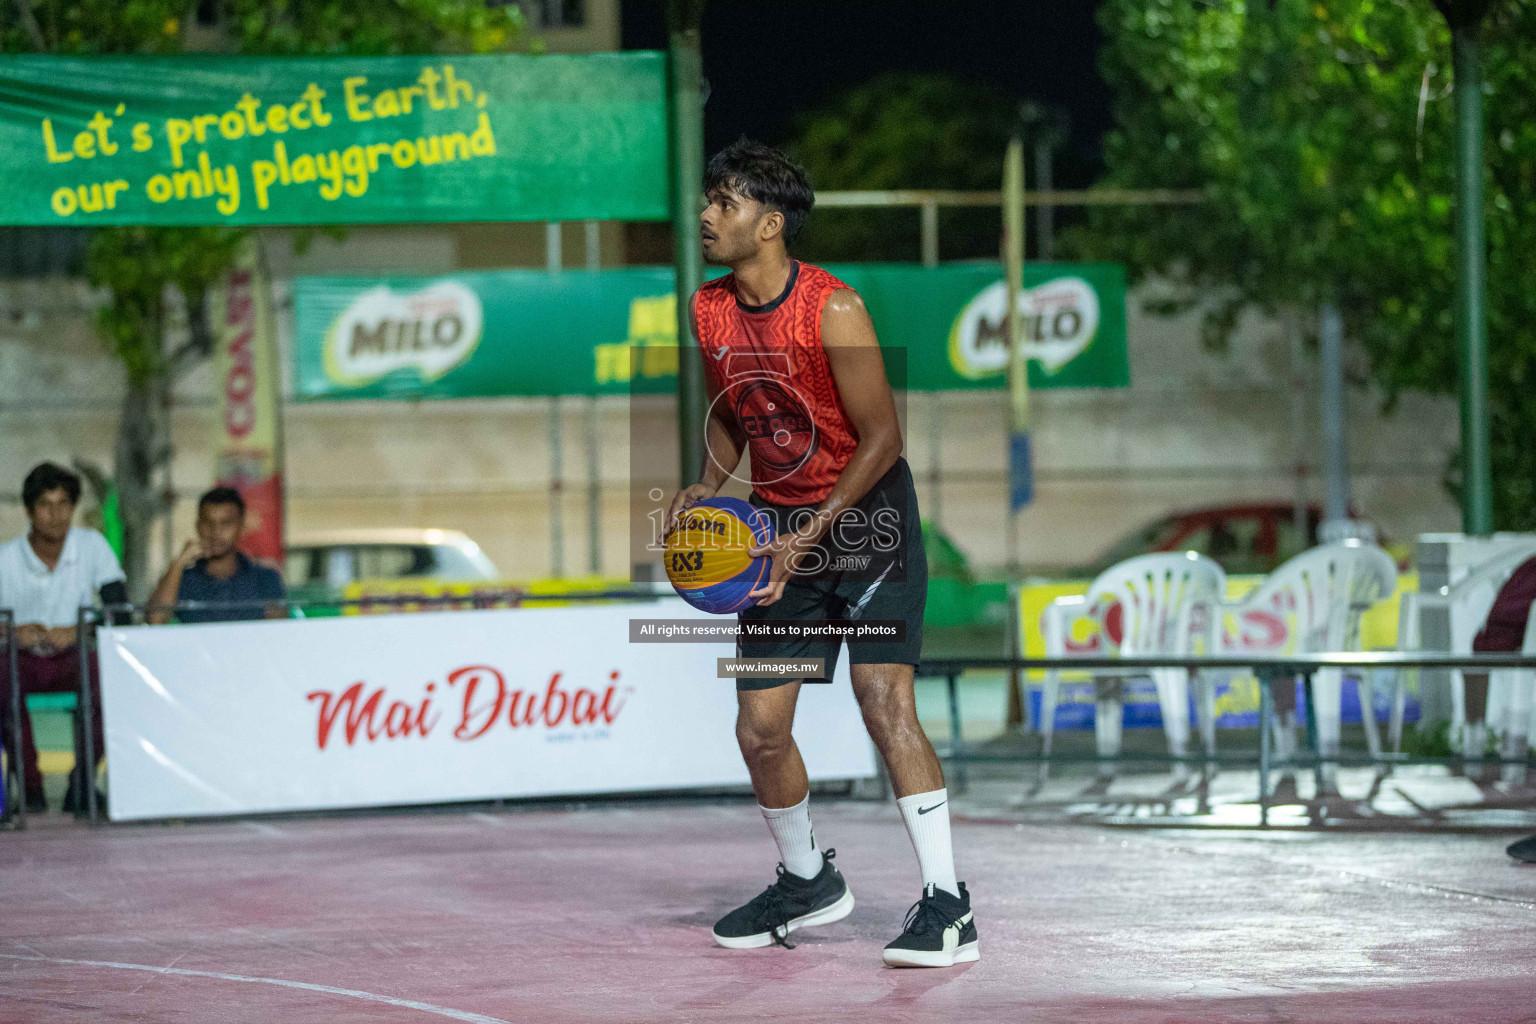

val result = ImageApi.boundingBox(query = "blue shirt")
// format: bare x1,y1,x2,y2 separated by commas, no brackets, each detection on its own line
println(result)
174,553,286,623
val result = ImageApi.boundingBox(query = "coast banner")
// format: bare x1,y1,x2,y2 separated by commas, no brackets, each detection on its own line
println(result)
208,236,284,563
291,261,1129,400
0,53,669,225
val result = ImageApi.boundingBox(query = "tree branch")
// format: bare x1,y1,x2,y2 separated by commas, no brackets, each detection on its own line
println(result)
169,287,214,381
12,0,47,51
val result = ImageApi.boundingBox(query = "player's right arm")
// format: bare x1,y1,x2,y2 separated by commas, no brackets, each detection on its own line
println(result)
667,293,746,533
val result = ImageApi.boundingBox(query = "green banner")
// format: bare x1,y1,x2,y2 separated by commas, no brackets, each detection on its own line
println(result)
0,53,668,226
292,261,1129,400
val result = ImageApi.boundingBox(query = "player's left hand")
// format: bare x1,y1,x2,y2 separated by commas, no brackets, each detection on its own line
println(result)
747,530,816,607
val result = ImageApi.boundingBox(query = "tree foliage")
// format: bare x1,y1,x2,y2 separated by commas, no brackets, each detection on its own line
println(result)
1079,0,1536,527
783,73,1021,261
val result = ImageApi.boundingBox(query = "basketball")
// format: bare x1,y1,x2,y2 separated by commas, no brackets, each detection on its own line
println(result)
665,496,776,614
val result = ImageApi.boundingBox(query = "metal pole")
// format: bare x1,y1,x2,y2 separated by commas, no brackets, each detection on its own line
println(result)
5,610,23,830
1451,24,1493,535
945,672,967,792
669,0,707,488
549,398,565,578
1004,136,1031,577
584,220,601,271
919,199,939,268
1258,672,1272,828
927,392,942,528
1287,309,1310,543
161,372,174,576
545,221,562,274
1034,138,1055,261
76,606,98,824
1004,581,1025,731
1302,671,1322,795
587,396,602,576
1319,303,1350,526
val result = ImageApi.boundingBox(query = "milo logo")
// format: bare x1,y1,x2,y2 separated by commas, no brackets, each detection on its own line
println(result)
324,281,483,386
948,276,1101,380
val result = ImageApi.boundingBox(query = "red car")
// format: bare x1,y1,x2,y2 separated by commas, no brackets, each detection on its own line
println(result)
1077,502,1402,578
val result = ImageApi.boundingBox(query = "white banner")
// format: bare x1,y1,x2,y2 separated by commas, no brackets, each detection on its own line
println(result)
98,598,876,821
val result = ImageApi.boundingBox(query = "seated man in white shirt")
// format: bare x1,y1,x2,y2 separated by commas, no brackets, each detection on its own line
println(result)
0,463,127,814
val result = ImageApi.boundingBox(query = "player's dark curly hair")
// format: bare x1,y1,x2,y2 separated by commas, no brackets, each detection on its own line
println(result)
22,462,80,511
703,138,815,242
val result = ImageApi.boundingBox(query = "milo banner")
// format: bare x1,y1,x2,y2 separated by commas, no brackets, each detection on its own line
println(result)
292,262,1128,400
208,237,284,562
0,53,668,225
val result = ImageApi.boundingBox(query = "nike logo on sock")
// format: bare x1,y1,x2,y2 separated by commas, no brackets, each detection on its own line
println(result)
917,801,946,815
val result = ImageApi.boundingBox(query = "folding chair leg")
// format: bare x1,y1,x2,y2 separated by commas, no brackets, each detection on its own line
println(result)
1039,670,1060,787
1151,669,1191,782
1094,698,1122,779
1313,669,1343,794
1359,672,1383,764
1193,671,1218,764
1388,671,1408,756
1500,728,1530,787
1461,721,1487,780
1503,674,1534,787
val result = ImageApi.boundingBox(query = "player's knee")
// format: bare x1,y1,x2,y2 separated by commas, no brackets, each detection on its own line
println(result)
735,716,793,764
856,684,917,742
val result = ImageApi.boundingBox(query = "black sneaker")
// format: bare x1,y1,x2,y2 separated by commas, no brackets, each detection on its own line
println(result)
882,882,980,967
712,848,854,949
1508,834,1536,864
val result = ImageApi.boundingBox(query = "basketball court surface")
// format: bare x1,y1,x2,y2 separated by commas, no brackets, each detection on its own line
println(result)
3,798,1533,1023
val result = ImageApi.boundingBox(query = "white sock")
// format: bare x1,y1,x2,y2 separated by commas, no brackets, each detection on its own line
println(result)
1463,722,1487,763
760,794,823,880
896,788,959,898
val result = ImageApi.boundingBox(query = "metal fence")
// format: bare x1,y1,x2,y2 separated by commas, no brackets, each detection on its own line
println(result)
918,653,1536,826
8,602,1535,830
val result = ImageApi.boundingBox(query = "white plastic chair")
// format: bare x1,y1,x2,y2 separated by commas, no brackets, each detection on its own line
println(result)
1222,542,1397,786
1395,541,1536,780
1040,553,1225,780
1494,612,1536,784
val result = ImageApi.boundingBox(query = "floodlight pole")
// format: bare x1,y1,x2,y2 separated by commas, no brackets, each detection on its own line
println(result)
669,0,708,487
1435,0,1493,535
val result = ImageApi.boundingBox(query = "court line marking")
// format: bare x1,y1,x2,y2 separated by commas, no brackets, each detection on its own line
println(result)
0,954,512,1024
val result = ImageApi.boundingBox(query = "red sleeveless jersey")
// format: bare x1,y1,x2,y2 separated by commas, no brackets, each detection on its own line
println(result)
693,261,858,506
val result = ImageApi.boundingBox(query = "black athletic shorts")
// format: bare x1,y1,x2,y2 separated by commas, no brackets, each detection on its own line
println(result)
735,457,927,690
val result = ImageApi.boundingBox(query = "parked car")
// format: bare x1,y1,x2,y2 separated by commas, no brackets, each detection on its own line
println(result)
285,529,499,594
1072,502,1406,579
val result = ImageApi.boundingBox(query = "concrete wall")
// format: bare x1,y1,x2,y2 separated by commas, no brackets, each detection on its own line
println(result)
0,256,1460,585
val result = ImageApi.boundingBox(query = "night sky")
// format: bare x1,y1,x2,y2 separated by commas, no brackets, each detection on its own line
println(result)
621,1,1113,188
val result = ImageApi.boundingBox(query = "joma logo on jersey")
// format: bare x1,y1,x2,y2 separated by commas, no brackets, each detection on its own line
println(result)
741,411,812,439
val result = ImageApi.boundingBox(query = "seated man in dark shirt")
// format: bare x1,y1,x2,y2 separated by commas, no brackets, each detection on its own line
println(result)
147,487,286,624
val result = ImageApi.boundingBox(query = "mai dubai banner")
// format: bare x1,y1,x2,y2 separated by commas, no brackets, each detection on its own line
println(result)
97,599,875,820
292,262,1128,400
0,53,668,225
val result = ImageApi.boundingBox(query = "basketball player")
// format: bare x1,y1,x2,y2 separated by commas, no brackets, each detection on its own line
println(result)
667,139,977,967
